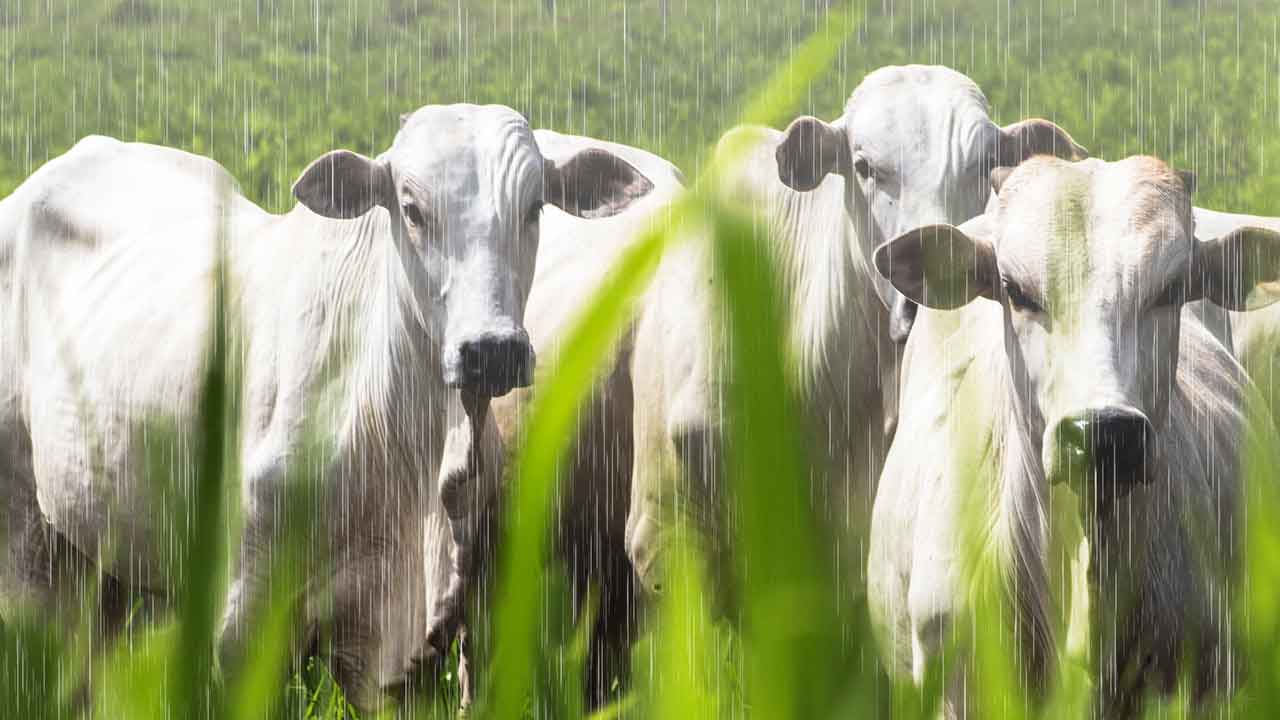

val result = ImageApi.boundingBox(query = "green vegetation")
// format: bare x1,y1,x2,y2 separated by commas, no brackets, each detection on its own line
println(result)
3,0,1280,211
2,1,1280,718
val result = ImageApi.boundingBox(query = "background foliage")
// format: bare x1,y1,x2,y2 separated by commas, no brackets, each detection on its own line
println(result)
2,0,1279,212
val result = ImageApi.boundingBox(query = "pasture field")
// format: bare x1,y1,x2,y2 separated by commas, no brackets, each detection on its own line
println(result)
2,1,1280,718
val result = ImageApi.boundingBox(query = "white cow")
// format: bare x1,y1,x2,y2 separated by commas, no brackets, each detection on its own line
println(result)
1194,206,1280,360
487,128,685,704
870,155,1280,717
1194,207,1280,439
624,65,1087,609
0,104,652,709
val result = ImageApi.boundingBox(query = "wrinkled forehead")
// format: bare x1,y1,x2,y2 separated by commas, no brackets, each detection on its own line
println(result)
845,66,994,159
996,158,1194,289
389,104,544,192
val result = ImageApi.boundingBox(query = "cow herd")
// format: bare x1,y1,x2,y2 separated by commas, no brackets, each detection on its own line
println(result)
2,64,1279,718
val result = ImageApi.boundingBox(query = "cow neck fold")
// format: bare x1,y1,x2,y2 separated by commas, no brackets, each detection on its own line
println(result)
770,173,888,412
941,302,1247,692
918,302,1058,685
283,204,446,483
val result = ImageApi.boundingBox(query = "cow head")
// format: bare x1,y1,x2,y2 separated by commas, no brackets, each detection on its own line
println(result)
291,104,653,397
774,65,1086,342
876,156,1280,498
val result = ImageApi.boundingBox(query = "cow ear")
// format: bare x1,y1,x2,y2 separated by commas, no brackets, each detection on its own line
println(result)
293,150,391,219
776,115,851,192
1188,226,1280,311
998,118,1088,166
544,149,654,219
874,224,998,310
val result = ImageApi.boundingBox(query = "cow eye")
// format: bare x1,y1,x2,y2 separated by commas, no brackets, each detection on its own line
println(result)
853,156,874,180
1003,279,1042,314
401,203,425,227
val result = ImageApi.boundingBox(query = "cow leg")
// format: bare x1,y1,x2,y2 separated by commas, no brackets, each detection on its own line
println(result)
456,625,475,710
218,449,317,692
627,418,728,607
219,479,277,677
3,483,133,637
0,414,50,617
409,395,504,711
409,489,501,712
323,524,430,714
1,410,136,711
584,545,638,709
2,493,134,712
452,499,502,714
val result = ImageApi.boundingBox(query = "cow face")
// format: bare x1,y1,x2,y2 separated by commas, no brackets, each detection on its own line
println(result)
876,155,1280,496
291,104,653,397
774,65,1085,341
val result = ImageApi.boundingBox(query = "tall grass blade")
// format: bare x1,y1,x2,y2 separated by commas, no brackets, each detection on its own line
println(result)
169,177,237,719
710,205,843,717
482,218,669,718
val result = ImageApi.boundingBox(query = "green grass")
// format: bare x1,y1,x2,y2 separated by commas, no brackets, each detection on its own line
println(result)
3,1,1280,718
3,0,1280,212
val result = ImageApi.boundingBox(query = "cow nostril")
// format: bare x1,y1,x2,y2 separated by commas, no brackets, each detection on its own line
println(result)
1090,412,1149,473
1057,408,1152,486
497,338,524,364
459,342,485,379
450,334,534,396
1057,419,1090,467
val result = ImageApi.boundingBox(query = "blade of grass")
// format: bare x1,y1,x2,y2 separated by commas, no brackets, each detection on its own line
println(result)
649,523,721,720
484,5,862,716
169,177,237,719
710,205,843,717
482,216,670,718
1235,335,1280,717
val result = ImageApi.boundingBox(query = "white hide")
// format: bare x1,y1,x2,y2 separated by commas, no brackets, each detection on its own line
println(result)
624,65,1086,606
871,157,1279,718
0,104,652,710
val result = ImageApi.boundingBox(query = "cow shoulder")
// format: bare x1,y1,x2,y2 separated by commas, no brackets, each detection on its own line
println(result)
14,136,126,248
17,137,241,253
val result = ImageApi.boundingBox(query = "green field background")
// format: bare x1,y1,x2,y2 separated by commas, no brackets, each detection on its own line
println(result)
2,0,1278,214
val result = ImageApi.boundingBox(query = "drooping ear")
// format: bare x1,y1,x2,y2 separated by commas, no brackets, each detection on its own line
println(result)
776,115,851,192
874,224,999,310
1188,226,1280,311
543,148,655,219
292,150,391,219
998,118,1089,166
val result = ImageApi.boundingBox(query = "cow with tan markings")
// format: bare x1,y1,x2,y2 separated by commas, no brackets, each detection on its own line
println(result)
870,155,1280,717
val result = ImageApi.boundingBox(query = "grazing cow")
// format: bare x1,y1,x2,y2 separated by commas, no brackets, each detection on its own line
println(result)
487,129,680,705
0,104,652,710
869,155,1280,717
624,65,1086,610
